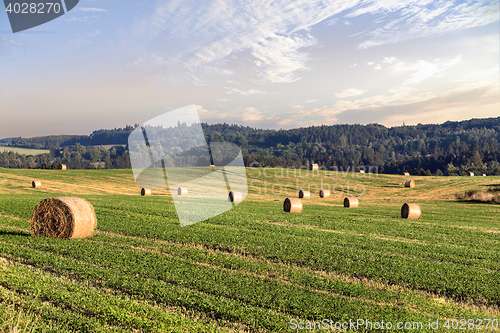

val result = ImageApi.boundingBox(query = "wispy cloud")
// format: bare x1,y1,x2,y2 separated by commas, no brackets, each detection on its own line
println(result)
196,105,275,127
86,30,101,37
79,7,107,12
349,0,499,49
67,15,99,22
225,87,267,95
129,0,362,83
335,88,367,98
126,0,498,85
383,55,463,85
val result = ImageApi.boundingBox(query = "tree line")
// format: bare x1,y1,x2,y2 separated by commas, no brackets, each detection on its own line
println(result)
0,117,499,175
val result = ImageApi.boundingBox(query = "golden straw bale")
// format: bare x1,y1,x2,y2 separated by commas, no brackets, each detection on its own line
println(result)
284,198,302,213
344,197,359,208
228,191,243,203
298,190,310,199
30,197,97,239
319,190,330,198
401,203,421,219
405,180,415,188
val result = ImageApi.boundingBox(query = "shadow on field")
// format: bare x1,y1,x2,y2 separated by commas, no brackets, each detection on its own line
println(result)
0,229,30,237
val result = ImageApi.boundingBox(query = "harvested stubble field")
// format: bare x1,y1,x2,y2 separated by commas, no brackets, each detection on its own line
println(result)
0,167,499,332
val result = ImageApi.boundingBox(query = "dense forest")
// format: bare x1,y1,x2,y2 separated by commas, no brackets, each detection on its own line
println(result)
1,117,499,175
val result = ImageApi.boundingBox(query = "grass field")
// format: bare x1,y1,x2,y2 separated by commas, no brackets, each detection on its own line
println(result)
0,146,50,156
0,167,499,332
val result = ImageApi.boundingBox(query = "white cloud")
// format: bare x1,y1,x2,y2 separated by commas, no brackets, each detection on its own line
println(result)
383,55,463,85
79,7,107,12
67,15,99,22
196,105,275,126
70,39,92,48
350,0,499,49
86,30,101,37
130,0,363,83
126,0,498,85
374,64,382,70
225,87,267,95
335,88,367,98
305,99,317,103
349,63,357,67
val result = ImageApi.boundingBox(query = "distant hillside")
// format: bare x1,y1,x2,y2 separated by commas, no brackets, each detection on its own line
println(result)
1,117,499,175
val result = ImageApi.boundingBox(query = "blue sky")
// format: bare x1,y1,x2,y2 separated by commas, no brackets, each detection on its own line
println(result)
0,0,499,138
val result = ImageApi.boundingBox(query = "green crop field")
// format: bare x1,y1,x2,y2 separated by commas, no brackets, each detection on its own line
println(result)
0,167,499,332
0,146,50,156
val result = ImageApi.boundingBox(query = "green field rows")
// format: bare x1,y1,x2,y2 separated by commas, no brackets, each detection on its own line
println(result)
0,168,499,332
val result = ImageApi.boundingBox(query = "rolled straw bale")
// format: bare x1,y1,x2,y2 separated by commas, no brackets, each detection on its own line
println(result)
482,174,487,177
141,188,152,196
30,197,96,239
311,163,318,171
32,180,41,188
228,191,243,203
404,180,415,188
298,190,310,199
178,187,188,196
60,164,67,170
469,172,474,177
284,198,302,213
359,170,365,173
403,172,410,176
344,197,359,208
319,190,330,198
401,203,421,219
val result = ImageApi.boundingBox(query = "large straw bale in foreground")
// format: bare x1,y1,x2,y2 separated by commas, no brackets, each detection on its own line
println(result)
401,203,421,219
299,190,310,199
344,197,359,208
405,179,415,188
284,198,302,213
30,197,97,239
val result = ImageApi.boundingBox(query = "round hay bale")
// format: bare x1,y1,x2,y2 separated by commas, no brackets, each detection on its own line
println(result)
311,164,318,171
403,172,410,176
404,179,415,188
469,172,474,177
30,197,97,239
178,187,188,196
401,203,421,219
319,190,330,198
32,180,42,188
141,188,152,196
284,198,302,213
482,174,487,177
344,197,359,208
228,191,243,203
298,190,310,199
60,164,67,170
